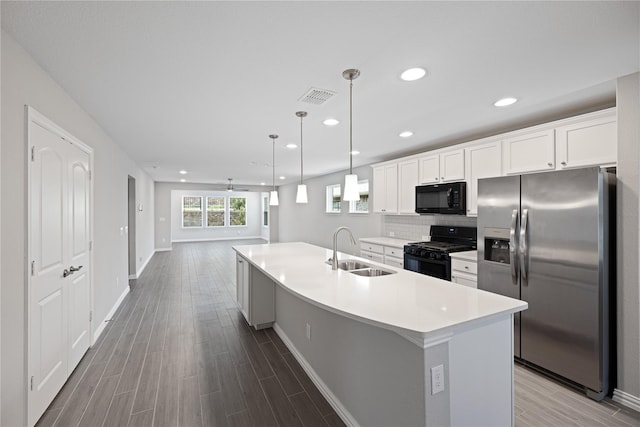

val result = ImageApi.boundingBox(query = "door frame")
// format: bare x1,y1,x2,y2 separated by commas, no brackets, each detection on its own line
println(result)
26,106,95,424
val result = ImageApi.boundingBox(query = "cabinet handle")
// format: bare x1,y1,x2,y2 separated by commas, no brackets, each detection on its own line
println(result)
547,162,553,167
435,177,439,181
464,266,469,270
561,161,567,166
441,177,445,180
239,260,243,263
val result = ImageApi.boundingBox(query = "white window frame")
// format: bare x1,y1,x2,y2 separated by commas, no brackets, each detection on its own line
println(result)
206,196,226,227
182,195,204,228
325,184,342,213
349,180,370,214
229,196,248,227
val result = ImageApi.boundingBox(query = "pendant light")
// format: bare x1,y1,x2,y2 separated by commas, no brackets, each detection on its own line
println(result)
269,134,279,206
342,68,361,201
295,111,308,203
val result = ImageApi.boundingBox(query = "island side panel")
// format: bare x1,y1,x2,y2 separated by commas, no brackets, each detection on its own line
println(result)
448,316,514,426
274,286,451,427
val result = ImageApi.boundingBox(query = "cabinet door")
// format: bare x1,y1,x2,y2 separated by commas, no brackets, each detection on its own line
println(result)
419,155,440,184
555,114,617,170
503,129,555,175
465,141,502,216
398,159,419,214
373,164,398,213
440,149,465,182
236,255,250,322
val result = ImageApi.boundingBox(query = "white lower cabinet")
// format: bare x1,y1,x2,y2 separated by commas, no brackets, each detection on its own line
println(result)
450,253,478,288
360,239,406,268
236,254,275,329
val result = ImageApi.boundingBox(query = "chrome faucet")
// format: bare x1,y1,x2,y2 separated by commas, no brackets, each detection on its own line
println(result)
330,226,356,270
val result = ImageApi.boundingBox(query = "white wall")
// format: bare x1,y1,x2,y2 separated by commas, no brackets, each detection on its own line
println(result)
615,72,640,406
170,189,262,241
277,165,382,254
0,32,155,426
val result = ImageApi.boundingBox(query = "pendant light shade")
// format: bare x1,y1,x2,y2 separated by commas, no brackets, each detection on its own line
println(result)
269,134,279,206
295,111,309,204
296,184,308,203
342,69,361,202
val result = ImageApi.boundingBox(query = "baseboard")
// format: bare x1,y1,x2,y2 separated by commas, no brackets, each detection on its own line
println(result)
155,247,172,252
171,236,264,243
273,323,359,427
92,285,129,345
613,388,640,412
136,251,154,278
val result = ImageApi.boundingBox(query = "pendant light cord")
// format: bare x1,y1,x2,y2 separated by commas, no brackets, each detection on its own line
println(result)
272,139,276,191
349,77,353,174
300,115,304,184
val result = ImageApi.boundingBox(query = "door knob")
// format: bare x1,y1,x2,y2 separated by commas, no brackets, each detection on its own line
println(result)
63,269,71,278
69,265,83,272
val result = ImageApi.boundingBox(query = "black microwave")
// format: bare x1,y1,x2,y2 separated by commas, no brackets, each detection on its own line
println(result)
415,182,466,214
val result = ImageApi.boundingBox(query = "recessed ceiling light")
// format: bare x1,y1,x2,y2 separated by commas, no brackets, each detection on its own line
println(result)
179,170,187,175
260,182,266,186
180,179,186,182
350,150,360,155
399,131,414,138
279,176,286,180
400,67,426,81
323,118,340,126
494,97,518,107
286,143,298,149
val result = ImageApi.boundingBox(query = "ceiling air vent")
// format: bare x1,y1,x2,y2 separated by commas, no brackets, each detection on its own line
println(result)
299,87,336,105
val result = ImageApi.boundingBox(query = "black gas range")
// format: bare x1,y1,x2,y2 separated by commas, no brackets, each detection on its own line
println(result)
404,226,477,280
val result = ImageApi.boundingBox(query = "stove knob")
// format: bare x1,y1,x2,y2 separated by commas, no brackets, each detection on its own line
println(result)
420,250,427,257
430,252,436,259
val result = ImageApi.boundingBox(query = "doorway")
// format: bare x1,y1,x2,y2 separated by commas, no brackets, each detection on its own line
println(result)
128,176,136,278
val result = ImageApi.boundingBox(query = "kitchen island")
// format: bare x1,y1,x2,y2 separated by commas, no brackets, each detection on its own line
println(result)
233,242,527,427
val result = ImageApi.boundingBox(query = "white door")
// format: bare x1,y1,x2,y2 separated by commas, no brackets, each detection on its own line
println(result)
28,110,92,426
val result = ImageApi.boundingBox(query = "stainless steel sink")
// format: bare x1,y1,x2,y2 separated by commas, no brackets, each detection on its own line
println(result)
338,259,371,271
349,267,396,277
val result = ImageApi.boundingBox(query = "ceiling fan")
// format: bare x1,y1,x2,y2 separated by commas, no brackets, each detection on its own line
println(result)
226,178,249,192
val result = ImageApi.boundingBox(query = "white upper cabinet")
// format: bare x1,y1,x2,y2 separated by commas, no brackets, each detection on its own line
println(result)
418,154,440,184
419,149,465,184
398,159,419,214
465,141,502,216
372,164,398,214
555,112,617,170
502,129,555,175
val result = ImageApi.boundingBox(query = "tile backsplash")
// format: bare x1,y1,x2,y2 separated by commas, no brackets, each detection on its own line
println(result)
383,214,477,241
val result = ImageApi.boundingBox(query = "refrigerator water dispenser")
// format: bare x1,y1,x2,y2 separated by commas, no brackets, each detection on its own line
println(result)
484,227,510,264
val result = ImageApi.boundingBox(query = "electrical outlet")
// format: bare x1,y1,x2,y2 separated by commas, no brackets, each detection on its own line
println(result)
389,231,395,237
431,364,445,394
306,323,311,341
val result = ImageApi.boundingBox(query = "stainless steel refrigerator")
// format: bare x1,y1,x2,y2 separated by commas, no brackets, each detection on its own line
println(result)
477,167,615,400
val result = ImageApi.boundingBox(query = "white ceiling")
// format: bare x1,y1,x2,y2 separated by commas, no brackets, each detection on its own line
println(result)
2,1,639,186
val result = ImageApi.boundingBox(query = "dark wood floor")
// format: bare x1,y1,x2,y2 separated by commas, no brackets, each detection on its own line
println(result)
36,240,640,427
37,239,344,427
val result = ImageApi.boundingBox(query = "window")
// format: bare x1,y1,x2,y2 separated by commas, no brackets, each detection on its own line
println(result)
262,195,269,227
349,180,370,213
182,196,203,227
230,197,247,226
325,184,341,213
206,196,225,227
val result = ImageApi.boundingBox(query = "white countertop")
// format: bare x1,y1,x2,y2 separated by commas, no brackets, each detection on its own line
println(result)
233,242,526,343
450,250,478,262
359,236,413,248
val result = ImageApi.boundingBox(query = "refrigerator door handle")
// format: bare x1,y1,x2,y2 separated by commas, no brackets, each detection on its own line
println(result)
510,209,519,285
519,209,529,286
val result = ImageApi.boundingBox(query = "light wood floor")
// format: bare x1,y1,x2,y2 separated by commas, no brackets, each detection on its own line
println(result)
36,240,640,427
